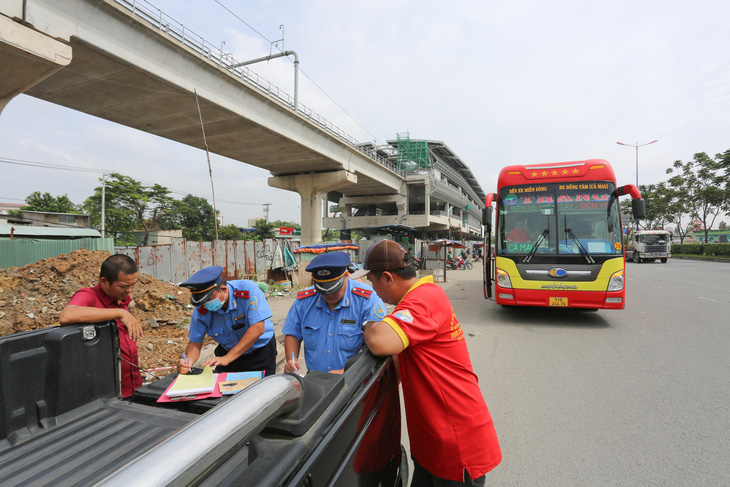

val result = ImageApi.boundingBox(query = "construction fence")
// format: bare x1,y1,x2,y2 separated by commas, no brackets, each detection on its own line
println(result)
115,238,301,285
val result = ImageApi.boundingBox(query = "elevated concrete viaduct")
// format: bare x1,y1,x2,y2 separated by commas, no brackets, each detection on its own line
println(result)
0,0,405,243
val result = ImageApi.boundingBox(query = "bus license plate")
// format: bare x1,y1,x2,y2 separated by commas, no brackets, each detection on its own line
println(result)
549,297,568,307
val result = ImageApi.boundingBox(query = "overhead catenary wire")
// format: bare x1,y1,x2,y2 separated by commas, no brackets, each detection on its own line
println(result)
215,0,387,141
194,89,219,240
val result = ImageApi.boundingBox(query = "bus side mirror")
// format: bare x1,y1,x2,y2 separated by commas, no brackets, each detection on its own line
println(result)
482,207,492,227
632,198,646,219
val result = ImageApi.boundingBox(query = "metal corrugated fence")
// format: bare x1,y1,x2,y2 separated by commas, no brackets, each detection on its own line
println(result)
0,238,115,268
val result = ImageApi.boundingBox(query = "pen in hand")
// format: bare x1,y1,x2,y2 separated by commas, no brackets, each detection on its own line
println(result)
182,352,191,370
291,352,297,372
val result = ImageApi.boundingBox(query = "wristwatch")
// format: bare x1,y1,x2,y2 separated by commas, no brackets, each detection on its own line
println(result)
361,320,377,332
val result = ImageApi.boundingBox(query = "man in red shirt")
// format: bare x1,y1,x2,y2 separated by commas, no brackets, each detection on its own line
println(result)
355,240,501,486
508,219,530,242
60,254,143,398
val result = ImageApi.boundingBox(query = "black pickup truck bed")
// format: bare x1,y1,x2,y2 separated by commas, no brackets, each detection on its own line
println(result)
0,398,195,486
0,323,197,486
0,322,405,486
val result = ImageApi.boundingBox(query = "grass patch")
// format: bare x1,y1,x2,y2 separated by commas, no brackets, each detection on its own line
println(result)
672,254,730,261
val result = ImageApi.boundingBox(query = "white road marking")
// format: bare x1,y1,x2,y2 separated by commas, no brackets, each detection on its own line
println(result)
697,296,717,302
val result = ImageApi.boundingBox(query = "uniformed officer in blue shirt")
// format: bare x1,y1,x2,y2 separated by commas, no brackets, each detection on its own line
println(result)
283,252,386,374
178,266,277,376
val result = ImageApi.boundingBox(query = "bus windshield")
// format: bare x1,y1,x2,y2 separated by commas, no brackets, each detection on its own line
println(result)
497,181,622,257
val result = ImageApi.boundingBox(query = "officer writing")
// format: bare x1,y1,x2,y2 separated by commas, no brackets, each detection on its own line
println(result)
283,252,386,374
177,266,277,377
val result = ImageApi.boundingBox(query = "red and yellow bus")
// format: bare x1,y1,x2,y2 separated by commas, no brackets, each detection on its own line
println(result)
482,159,645,309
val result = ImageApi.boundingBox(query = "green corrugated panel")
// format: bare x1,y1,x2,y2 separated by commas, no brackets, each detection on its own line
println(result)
0,238,115,269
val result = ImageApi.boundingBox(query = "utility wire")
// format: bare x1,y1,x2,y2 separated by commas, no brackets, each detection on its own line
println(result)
214,0,273,45
213,0,385,143
0,157,275,208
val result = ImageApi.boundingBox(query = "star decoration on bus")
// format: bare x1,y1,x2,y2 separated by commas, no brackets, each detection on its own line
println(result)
562,169,569,175
572,169,579,174
552,170,558,175
541,171,548,176
531,172,538,177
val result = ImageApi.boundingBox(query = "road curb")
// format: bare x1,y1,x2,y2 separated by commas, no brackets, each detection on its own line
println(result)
671,256,730,264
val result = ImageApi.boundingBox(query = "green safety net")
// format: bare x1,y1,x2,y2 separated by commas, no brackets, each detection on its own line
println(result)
396,133,430,171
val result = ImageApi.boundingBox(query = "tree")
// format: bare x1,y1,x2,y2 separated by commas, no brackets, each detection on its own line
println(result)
218,224,244,240
666,152,726,243
22,191,78,213
638,183,674,230
175,195,217,241
247,219,275,241
83,173,178,245
270,220,301,232
718,148,730,218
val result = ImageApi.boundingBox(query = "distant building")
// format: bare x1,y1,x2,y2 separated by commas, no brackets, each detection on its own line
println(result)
0,203,25,225
689,229,730,244
132,229,184,246
0,224,101,239
0,207,90,228
323,136,485,242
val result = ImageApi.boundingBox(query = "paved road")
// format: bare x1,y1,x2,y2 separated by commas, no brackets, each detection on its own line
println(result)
448,260,729,486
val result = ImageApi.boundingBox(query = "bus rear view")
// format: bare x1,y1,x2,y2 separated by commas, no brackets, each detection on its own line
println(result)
482,159,645,310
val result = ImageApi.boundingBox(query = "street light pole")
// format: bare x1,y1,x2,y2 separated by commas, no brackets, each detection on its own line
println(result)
617,139,658,230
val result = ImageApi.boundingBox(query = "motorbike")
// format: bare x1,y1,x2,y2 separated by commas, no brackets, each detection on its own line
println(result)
412,256,423,269
458,257,473,270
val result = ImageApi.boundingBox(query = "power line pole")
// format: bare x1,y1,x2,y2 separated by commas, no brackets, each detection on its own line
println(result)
263,203,272,222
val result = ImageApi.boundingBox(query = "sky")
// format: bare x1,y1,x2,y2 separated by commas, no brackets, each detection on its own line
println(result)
2,0,729,227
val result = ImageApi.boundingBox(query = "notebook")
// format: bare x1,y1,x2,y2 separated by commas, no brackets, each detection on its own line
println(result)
219,371,264,395
165,366,218,397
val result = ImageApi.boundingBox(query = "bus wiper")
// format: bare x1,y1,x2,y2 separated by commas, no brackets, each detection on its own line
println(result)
523,228,549,264
566,228,595,264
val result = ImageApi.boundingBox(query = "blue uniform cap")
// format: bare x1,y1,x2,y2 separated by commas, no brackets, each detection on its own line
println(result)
179,265,225,306
305,252,351,295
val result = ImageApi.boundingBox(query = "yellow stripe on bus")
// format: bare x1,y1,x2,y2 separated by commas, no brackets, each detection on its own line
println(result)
495,256,624,292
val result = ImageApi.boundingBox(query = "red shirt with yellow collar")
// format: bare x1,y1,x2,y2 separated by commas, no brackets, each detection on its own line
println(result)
382,275,501,481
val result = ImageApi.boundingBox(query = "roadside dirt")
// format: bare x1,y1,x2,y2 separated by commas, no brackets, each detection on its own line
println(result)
0,249,214,377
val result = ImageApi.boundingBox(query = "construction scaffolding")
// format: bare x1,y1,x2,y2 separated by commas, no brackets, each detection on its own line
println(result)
396,133,430,171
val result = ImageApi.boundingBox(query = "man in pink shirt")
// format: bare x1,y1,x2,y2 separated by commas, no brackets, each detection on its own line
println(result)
60,254,143,398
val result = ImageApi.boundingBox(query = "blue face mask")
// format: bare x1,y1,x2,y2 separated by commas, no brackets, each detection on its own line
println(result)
204,295,224,312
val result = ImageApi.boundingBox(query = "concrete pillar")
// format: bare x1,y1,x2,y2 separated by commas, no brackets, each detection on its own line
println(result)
0,15,72,115
269,170,357,244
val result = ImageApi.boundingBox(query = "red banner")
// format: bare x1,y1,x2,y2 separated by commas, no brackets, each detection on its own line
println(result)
279,227,294,235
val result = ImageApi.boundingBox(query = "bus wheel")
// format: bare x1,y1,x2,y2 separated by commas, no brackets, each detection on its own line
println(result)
660,258,668,263
633,252,641,263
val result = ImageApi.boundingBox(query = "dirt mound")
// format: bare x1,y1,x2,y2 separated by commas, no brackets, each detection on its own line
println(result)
0,249,210,376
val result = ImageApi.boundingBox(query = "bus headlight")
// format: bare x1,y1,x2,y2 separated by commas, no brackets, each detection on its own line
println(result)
496,268,512,289
607,270,625,292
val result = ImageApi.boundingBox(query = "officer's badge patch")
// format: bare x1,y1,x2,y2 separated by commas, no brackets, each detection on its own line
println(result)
373,304,386,319
393,310,413,323
249,296,258,310
318,269,331,277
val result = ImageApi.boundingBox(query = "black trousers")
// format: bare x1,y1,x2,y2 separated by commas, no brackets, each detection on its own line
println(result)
214,335,277,377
